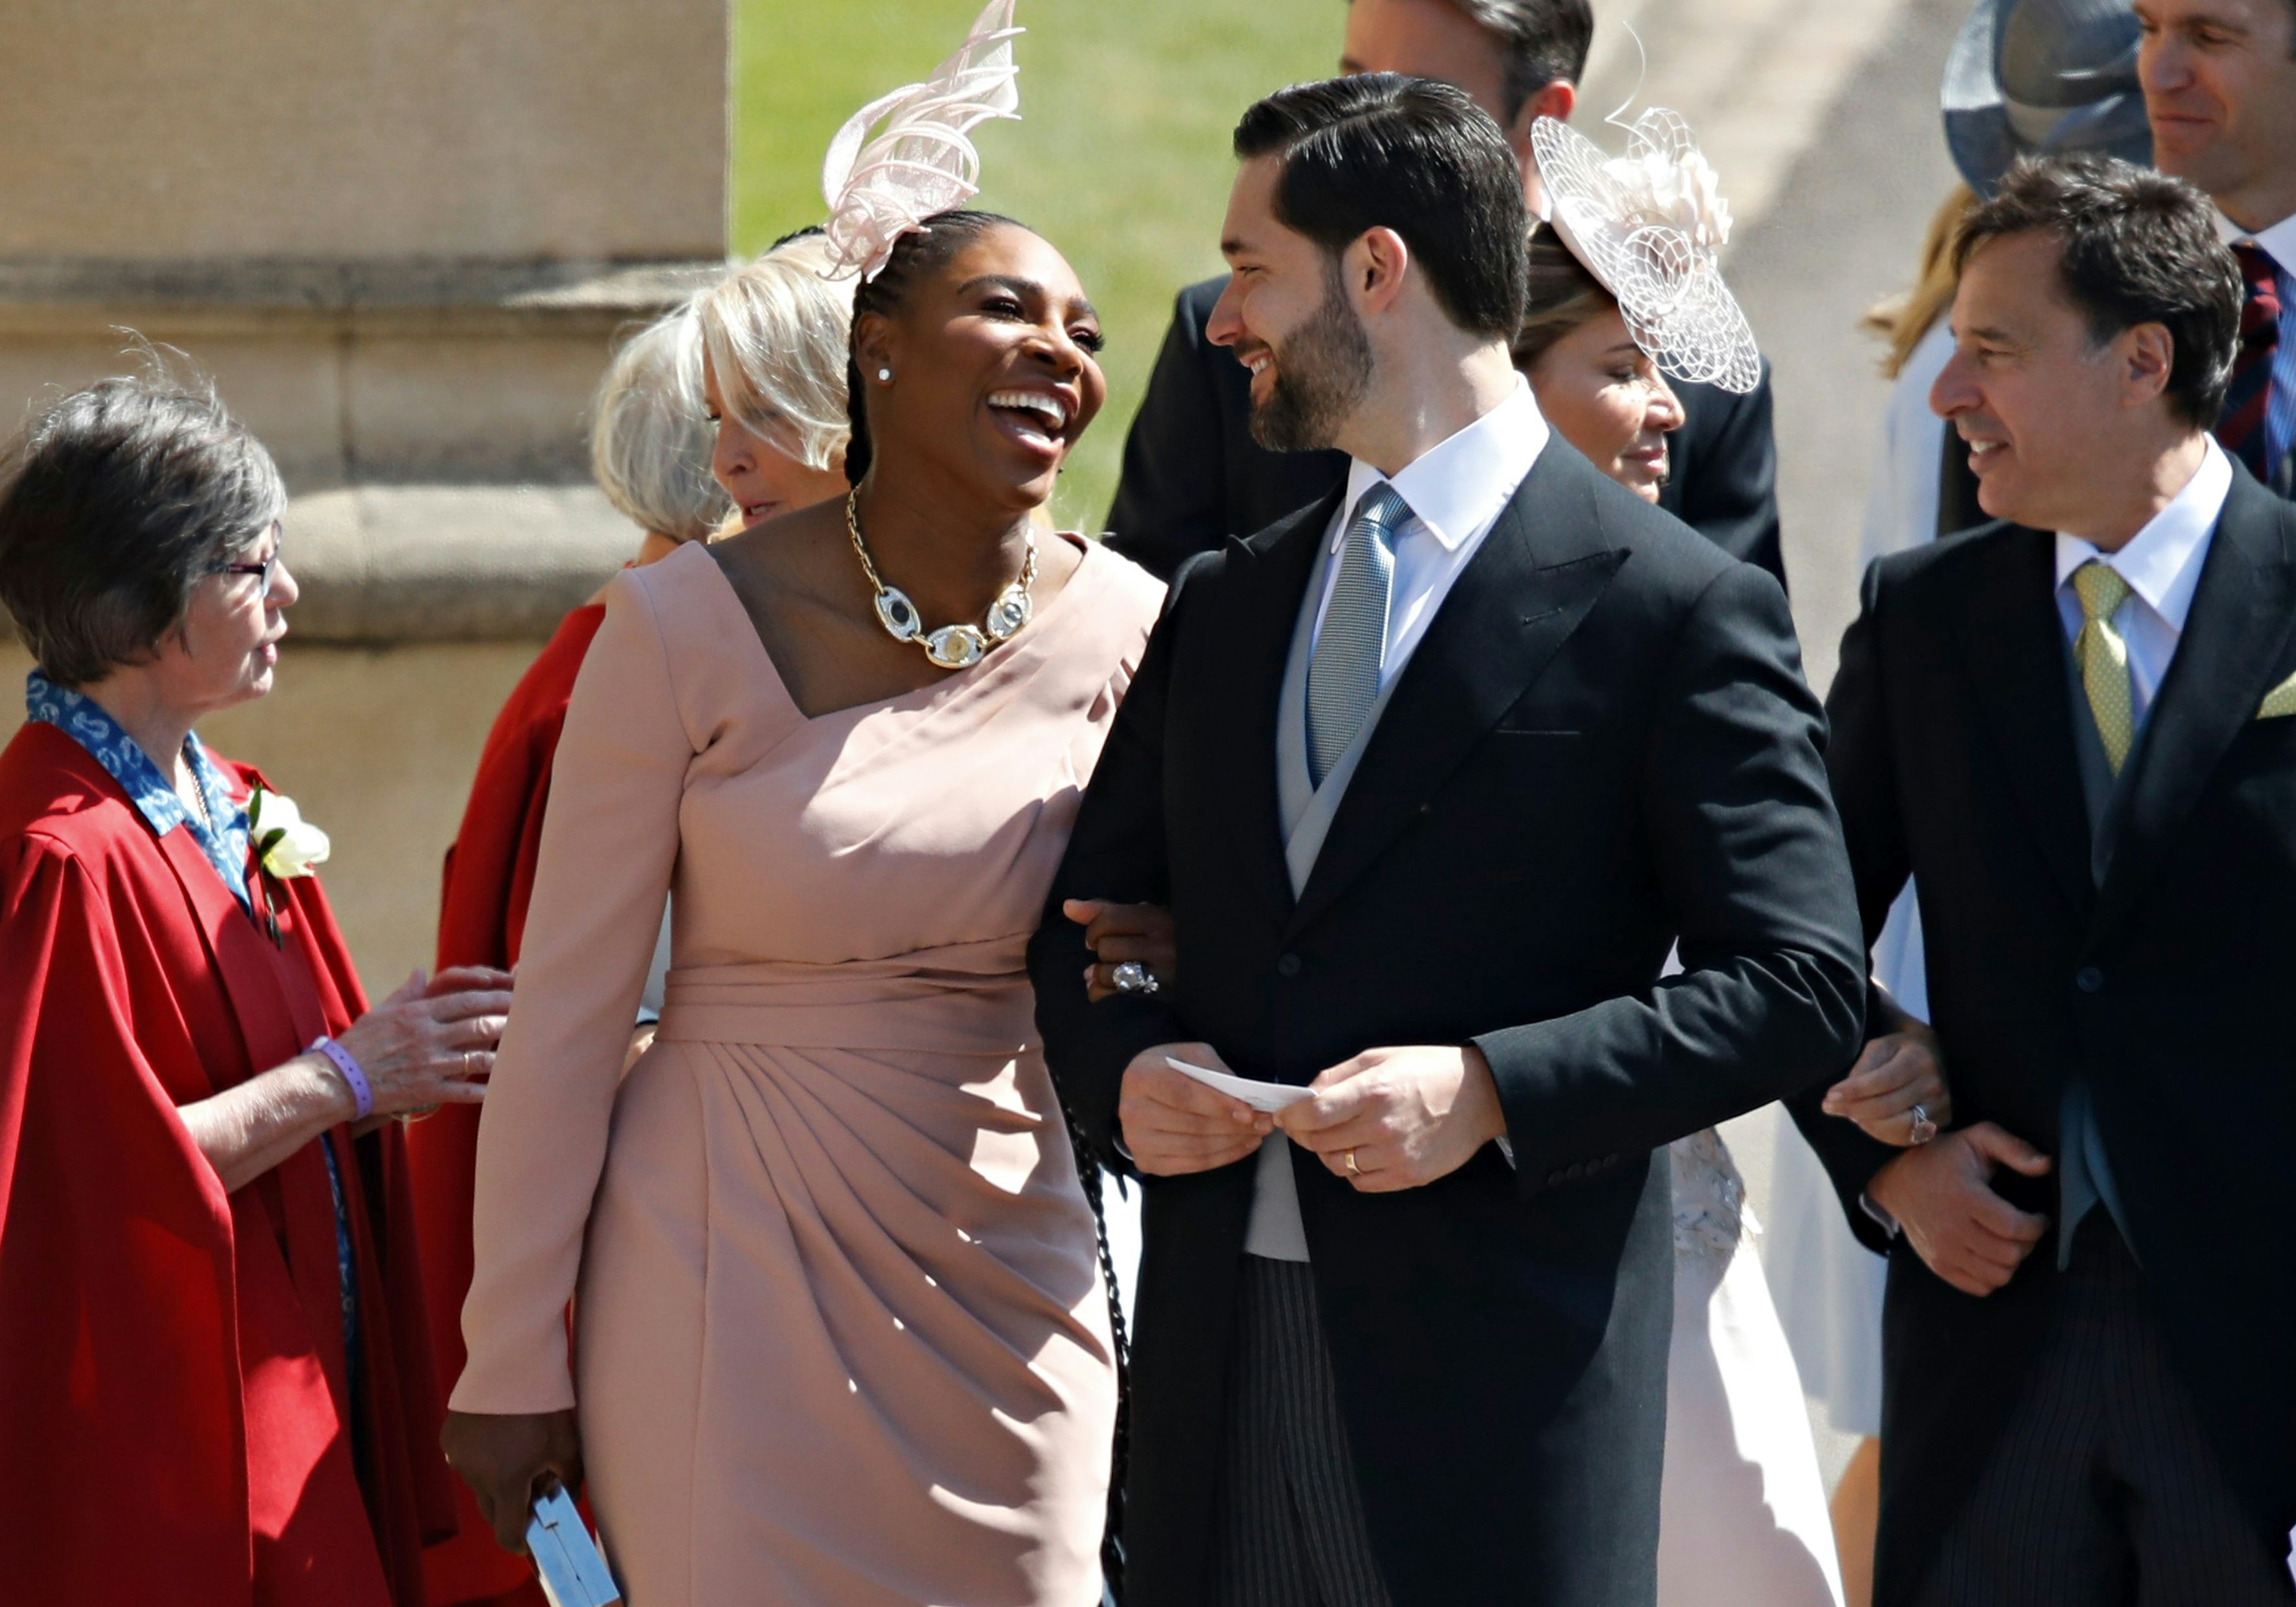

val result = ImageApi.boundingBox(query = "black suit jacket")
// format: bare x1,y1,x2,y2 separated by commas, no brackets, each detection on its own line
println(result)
1033,439,1865,1607
1103,276,1787,586
1790,467,2296,1603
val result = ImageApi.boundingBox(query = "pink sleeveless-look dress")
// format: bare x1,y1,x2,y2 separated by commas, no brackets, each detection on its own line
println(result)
453,535,1161,1605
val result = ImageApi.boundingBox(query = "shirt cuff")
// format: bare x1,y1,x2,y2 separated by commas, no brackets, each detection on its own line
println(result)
1859,1190,1902,1238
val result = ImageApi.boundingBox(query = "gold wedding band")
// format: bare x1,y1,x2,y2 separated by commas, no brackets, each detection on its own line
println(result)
1345,1148,1361,1179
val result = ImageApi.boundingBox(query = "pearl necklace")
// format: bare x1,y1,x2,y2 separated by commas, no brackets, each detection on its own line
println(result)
845,490,1037,670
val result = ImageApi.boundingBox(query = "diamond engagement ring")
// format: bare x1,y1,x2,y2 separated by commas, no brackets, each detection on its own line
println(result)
1111,961,1159,996
1907,1102,1938,1145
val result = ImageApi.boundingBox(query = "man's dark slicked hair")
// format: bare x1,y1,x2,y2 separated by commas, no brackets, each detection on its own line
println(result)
1234,74,1530,341
1437,0,1595,117
1953,153,2242,430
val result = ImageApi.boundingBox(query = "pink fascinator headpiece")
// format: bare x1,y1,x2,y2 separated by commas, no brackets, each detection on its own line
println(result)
819,0,1023,282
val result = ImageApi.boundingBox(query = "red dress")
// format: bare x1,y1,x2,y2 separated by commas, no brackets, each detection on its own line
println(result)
405,602,603,1607
0,720,454,1607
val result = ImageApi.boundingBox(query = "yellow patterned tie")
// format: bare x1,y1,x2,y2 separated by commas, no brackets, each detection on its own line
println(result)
2071,561,2135,773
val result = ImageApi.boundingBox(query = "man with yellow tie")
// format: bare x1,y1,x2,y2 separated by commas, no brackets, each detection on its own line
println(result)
1788,153,2296,1605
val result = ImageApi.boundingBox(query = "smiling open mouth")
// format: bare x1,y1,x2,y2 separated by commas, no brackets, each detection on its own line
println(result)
988,389,1069,450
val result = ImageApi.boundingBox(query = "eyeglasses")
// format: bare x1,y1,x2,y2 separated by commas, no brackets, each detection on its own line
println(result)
218,530,285,601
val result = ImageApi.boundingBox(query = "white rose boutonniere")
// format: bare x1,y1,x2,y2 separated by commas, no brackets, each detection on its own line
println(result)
248,786,331,880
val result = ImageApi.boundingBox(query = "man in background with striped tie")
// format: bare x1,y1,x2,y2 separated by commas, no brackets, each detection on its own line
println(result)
1033,72,1866,1607
2141,0,2296,496
1793,154,2296,1603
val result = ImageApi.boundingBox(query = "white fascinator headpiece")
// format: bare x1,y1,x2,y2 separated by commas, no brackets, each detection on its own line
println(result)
1531,108,1761,395
819,0,1023,283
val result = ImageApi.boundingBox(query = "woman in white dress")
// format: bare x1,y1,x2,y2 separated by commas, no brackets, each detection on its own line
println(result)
1517,109,1845,1607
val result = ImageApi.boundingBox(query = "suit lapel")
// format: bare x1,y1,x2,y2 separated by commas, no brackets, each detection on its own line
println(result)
1200,491,1340,922
1958,530,2096,919
2092,474,2296,939
1284,447,1625,939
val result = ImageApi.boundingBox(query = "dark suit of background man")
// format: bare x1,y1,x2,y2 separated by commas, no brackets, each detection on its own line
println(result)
1791,156,2296,1606
2141,0,2296,501
1031,75,1864,1607
1101,0,1785,587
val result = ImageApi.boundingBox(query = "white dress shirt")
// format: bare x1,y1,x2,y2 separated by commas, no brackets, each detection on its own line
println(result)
1307,377,1549,678
2051,436,2231,720
2216,207,2296,476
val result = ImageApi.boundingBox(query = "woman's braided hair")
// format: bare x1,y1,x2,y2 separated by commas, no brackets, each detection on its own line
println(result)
841,209,1025,487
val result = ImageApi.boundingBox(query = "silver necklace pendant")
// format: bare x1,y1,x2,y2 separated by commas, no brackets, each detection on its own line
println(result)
846,490,1037,668
874,586,923,643
984,585,1032,643
922,625,990,670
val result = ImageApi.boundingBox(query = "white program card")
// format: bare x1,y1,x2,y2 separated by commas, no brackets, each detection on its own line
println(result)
1164,1055,1314,1113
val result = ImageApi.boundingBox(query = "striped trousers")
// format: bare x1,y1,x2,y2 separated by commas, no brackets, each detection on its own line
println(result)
1208,1256,1397,1607
1916,1219,2294,1605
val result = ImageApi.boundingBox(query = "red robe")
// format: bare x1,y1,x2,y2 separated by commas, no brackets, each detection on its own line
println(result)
405,603,603,1606
0,720,454,1607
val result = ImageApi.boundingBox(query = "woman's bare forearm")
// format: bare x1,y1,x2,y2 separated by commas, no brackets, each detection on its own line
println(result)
177,1055,357,1193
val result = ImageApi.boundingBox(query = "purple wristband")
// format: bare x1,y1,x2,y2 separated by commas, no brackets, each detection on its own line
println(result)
311,1036,373,1121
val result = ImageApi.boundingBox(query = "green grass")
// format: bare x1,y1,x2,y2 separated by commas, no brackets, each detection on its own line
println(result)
731,0,1341,531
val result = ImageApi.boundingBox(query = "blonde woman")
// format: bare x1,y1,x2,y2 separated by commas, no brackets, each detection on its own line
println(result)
694,229,857,530
411,239,853,1607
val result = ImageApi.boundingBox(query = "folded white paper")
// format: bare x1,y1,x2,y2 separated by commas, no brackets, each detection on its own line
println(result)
1165,1055,1314,1112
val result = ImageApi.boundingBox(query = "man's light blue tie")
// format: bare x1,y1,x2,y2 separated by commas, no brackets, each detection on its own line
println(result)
1307,484,1412,788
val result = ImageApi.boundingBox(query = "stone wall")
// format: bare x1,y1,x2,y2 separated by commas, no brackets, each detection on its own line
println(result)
1,0,729,982
0,0,725,262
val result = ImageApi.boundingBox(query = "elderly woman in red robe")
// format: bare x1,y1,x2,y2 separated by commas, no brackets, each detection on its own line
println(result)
407,234,855,1607
0,372,512,1606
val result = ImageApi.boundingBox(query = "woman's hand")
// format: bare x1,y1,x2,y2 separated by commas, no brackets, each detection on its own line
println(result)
178,966,515,1191
1822,1018,1952,1146
441,1407,584,1553
1064,899,1176,1003
331,966,514,1120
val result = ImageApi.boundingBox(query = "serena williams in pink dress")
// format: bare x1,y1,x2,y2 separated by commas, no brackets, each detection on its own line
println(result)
450,528,1158,1603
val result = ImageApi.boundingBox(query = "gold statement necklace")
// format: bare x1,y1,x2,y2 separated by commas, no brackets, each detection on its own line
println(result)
845,489,1037,670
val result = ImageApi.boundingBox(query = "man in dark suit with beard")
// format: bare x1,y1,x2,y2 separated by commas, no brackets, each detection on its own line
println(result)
1792,155,2296,1603
1031,74,1863,1607
1104,0,1785,585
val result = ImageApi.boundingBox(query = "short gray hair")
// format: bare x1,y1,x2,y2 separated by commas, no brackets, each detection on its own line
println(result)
694,231,856,473
590,302,730,543
0,370,286,688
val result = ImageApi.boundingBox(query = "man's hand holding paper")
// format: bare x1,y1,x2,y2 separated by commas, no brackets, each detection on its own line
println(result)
1278,1044,1508,1193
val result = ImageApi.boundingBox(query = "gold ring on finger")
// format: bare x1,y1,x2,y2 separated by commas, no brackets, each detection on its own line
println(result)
1345,1148,1361,1179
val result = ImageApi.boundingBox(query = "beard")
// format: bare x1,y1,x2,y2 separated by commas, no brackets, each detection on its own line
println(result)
1247,269,1374,453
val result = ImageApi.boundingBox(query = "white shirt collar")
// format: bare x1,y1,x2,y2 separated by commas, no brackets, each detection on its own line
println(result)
1332,378,1547,554
2053,436,2232,631
2213,206,2296,274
